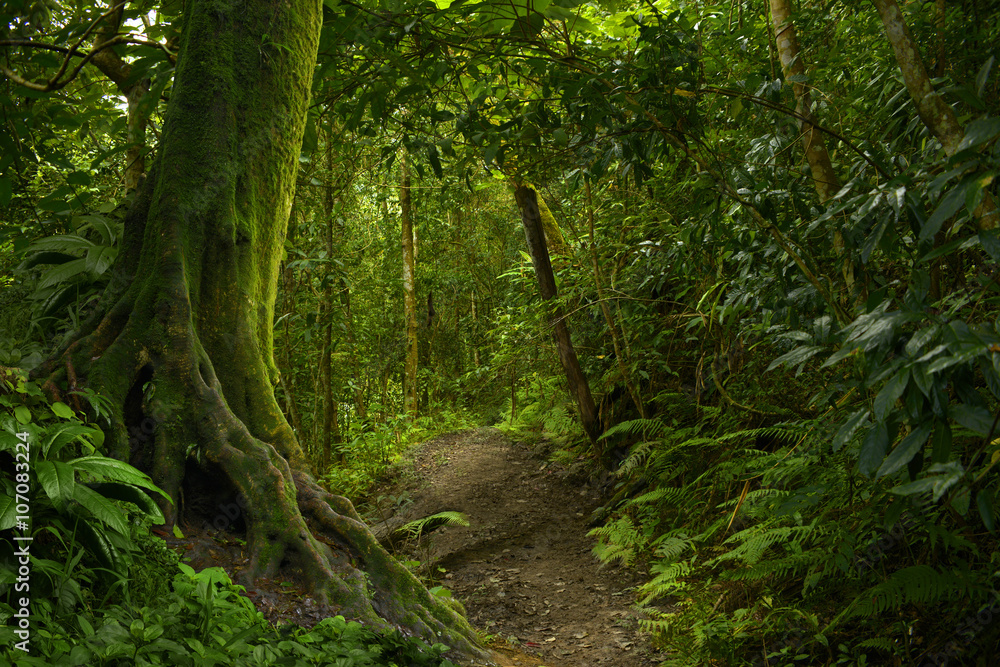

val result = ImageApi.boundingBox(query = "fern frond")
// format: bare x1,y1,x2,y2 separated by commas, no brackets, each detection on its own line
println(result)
654,534,695,561
616,440,653,477
625,486,687,510
856,637,894,651
400,511,469,539
638,559,693,605
721,550,824,582
714,421,818,447
589,515,644,565
601,418,667,441
846,565,974,619
717,488,788,509
714,522,826,567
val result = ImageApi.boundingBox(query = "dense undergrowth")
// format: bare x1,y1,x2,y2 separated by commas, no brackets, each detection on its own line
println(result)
0,374,459,667
504,335,1000,666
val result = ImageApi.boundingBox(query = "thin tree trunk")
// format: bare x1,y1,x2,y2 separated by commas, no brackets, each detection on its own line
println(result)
769,0,857,295
420,291,434,407
90,2,150,193
531,185,570,256
585,179,646,419
471,288,481,368
320,136,336,470
400,152,418,418
769,0,841,203
338,278,367,423
514,185,602,447
872,0,997,229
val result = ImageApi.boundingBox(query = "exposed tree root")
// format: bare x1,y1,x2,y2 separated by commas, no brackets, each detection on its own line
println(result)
36,284,492,664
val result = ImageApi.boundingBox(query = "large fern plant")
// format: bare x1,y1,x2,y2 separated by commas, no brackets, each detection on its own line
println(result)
590,401,1000,665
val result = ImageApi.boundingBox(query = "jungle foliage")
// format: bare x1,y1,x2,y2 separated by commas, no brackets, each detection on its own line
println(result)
3,0,1000,664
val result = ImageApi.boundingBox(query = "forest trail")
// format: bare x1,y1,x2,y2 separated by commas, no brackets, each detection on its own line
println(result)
368,427,662,667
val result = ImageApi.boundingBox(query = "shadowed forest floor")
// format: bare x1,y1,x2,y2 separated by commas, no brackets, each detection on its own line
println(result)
366,427,663,667
164,427,663,666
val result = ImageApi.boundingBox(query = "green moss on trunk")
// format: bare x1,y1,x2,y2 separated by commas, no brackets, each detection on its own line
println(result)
35,0,490,662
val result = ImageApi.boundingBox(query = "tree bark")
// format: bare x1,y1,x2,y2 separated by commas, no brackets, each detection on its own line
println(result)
471,288,481,368
339,277,368,424
35,0,486,660
401,152,419,419
514,185,602,447
89,2,150,193
769,0,840,203
321,133,338,468
532,186,570,256
872,0,997,230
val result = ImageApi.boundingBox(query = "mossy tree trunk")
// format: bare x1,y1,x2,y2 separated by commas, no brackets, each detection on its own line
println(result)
90,1,151,194
769,0,840,203
872,0,996,230
514,185,602,448
36,0,487,660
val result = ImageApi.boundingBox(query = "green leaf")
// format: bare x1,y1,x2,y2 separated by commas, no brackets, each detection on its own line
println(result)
42,423,97,458
301,117,318,154
876,424,932,478
931,421,952,462
35,460,76,506
427,145,443,179
911,361,935,397
543,5,597,32
73,484,128,535
918,234,978,263
0,493,16,531
980,230,1000,263
822,343,858,368
861,215,890,264
37,258,90,290
26,233,94,252
89,482,164,523
14,405,31,424
929,462,965,502
889,478,936,496
66,171,92,187
767,345,824,372
874,370,909,421
951,484,971,515
68,455,171,500
0,176,11,208
949,403,993,435
977,489,995,532
858,423,889,477
51,401,74,418
920,183,967,241
85,245,117,275
833,409,869,452
76,519,124,574
36,186,74,212
957,117,1000,152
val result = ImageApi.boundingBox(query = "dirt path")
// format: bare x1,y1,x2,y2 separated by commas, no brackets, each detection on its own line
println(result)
364,427,662,667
